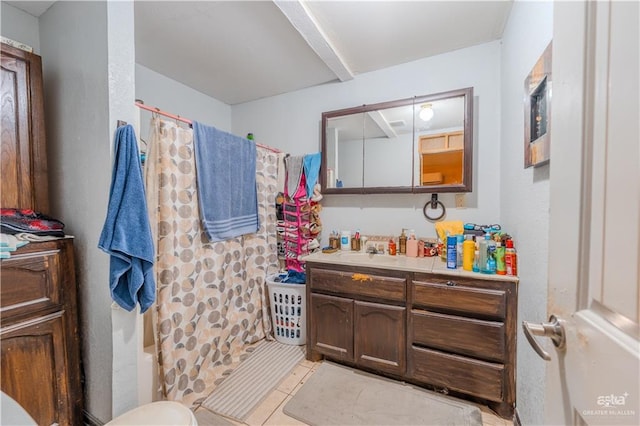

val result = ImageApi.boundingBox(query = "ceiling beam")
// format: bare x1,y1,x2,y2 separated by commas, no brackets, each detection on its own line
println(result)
273,0,353,82
367,110,397,139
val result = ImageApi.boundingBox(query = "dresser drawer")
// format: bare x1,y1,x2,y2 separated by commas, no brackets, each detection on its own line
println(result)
410,346,504,402
310,268,406,302
412,279,506,319
411,310,505,363
1,249,62,322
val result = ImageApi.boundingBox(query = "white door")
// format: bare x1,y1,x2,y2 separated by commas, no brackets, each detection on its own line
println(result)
523,1,639,425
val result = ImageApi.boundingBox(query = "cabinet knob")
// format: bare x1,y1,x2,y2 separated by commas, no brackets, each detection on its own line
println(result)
446,281,456,287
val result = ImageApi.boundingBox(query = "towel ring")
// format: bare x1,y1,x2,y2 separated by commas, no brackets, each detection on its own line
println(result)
423,194,446,221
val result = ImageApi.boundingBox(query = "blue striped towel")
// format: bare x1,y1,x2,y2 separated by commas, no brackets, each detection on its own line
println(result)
193,122,258,242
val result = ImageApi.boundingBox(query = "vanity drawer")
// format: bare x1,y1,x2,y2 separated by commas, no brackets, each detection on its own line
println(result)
410,346,504,402
310,268,406,302
412,280,506,319
411,310,505,363
1,249,62,322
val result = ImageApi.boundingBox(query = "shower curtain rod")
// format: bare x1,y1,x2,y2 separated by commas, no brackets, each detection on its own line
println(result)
134,100,283,153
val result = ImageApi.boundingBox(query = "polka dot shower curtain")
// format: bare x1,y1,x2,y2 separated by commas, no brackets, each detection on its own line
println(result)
144,117,278,407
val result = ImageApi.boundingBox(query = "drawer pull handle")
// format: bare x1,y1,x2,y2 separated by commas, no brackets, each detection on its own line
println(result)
446,281,456,287
352,273,372,282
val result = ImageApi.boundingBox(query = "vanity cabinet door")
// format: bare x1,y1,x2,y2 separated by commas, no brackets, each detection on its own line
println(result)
309,293,354,361
354,300,406,375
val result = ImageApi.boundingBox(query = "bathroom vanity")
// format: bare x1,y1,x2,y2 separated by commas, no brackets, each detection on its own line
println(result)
304,251,518,419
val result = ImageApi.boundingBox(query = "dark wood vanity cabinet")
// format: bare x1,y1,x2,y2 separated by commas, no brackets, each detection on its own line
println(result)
307,266,407,376
306,262,517,419
0,239,83,426
409,273,516,418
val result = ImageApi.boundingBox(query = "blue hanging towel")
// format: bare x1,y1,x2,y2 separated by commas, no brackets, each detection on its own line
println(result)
193,121,259,242
98,124,156,313
303,152,321,198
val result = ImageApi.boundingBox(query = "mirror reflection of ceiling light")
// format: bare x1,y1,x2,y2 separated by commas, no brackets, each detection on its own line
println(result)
419,103,434,121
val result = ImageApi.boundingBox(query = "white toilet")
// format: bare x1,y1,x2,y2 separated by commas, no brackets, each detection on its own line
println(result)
1,391,196,425
106,401,198,425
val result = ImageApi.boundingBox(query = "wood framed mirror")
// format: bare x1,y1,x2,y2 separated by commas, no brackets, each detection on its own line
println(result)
321,87,473,194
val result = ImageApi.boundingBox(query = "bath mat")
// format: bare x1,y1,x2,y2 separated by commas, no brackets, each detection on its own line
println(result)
202,340,305,421
283,362,483,425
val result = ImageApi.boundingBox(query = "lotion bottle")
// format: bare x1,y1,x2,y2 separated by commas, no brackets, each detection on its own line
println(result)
406,231,418,257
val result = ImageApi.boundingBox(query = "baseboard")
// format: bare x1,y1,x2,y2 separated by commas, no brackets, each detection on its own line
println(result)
83,409,104,426
513,407,522,426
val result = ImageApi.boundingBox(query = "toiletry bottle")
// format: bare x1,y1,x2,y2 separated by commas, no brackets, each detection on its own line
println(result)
478,234,490,273
496,242,506,275
340,230,351,251
388,239,397,255
483,238,497,274
462,235,475,271
406,232,418,257
487,248,497,274
399,229,407,255
446,235,457,269
456,235,464,267
472,250,480,272
505,239,518,276
329,231,338,249
351,230,361,251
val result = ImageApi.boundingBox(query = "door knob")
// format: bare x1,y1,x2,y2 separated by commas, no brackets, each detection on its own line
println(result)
522,314,566,361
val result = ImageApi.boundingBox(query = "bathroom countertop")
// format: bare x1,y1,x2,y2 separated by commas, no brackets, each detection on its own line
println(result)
302,251,519,283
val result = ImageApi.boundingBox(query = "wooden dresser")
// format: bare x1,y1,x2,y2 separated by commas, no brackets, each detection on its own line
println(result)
306,256,518,419
1,239,83,425
1,42,84,425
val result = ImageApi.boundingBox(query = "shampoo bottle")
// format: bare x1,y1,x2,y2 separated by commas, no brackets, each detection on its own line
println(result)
462,235,475,271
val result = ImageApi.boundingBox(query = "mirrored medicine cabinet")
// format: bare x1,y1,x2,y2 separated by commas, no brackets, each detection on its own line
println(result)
321,87,473,194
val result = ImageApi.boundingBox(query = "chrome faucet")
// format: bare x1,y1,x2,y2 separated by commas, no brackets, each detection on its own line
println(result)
366,245,380,254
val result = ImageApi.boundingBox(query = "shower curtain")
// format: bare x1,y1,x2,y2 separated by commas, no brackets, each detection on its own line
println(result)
144,117,279,407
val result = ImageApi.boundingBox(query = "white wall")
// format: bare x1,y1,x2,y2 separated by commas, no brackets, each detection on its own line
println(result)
0,3,40,53
500,1,553,424
40,0,138,422
135,63,232,139
232,41,502,241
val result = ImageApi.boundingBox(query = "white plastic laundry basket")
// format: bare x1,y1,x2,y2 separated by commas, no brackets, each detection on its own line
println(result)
266,275,306,345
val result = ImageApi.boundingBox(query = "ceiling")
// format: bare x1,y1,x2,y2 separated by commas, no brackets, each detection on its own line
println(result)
7,0,513,105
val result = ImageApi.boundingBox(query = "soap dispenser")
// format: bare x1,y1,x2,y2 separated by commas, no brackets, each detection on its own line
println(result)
399,229,407,254
406,231,418,257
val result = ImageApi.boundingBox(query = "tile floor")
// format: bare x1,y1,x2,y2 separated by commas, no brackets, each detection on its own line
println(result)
194,358,514,426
